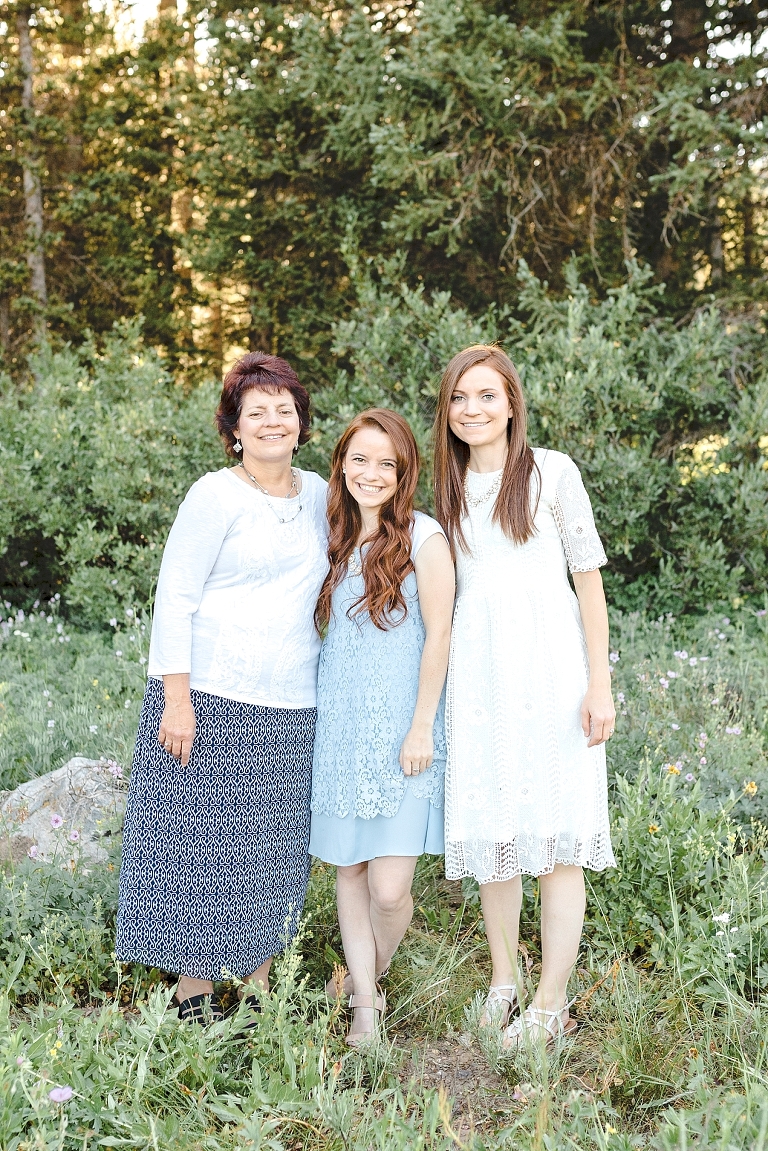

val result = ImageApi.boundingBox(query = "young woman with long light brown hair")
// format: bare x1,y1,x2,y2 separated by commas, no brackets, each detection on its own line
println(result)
434,345,616,1049
310,409,455,1046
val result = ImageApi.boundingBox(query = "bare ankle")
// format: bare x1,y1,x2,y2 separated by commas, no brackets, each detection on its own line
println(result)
176,976,213,1002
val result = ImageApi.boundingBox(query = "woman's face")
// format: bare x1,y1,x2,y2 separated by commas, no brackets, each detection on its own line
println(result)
447,364,513,450
235,387,301,463
343,427,399,514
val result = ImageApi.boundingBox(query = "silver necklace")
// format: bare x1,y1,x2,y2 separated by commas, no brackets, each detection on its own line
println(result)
238,463,303,523
464,471,502,507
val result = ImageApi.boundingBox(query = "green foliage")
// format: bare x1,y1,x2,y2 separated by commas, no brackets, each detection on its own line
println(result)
2,1,767,365
2,260,766,621
2,606,768,1147
319,255,768,613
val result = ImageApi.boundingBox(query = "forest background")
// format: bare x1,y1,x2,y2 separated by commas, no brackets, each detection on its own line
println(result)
2,1,768,1149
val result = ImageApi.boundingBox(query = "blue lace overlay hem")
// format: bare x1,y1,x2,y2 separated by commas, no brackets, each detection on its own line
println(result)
311,564,446,820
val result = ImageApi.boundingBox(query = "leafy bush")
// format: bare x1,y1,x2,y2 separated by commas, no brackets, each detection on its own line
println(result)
323,255,768,615
3,262,767,624
1,606,768,1147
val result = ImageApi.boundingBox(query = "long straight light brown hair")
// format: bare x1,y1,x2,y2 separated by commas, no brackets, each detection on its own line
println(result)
315,409,420,633
433,345,539,555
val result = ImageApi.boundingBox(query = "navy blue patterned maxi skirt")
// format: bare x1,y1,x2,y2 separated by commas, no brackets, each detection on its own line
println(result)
115,678,316,979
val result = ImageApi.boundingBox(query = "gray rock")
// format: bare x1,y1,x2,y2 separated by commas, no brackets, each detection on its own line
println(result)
0,757,126,865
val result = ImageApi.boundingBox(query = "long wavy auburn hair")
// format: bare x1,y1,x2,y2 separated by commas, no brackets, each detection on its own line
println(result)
433,345,539,556
315,409,420,634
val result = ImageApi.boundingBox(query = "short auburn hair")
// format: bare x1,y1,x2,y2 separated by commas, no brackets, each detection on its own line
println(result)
215,351,312,459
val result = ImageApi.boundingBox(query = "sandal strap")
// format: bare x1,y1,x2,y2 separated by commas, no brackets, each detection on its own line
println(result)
486,984,518,1007
177,993,223,1024
505,1003,573,1043
349,991,386,1014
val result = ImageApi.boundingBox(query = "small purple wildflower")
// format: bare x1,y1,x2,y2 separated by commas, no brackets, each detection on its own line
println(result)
700,757,707,765
616,692,625,703
685,773,695,782
609,652,620,663
28,845,38,859
69,829,80,843
48,1086,73,1104
50,814,63,830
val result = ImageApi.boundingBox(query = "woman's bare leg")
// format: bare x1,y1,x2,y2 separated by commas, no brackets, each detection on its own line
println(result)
479,876,523,990
176,975,214,1003
241,956,272,995
367,855,418,976
336,862,378,1038
336,856,417,1039
532,863,585,1023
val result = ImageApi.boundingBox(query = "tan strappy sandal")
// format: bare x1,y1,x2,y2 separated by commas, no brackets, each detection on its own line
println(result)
325,965,389,1002
480,984,518,1029
502,1002,577,1050
345,988,386,1047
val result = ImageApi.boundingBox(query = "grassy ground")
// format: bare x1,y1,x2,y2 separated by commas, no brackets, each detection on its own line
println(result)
2,601,768,1149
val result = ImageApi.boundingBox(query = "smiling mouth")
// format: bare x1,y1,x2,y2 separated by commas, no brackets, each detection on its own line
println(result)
356,482,383,495
259,433,286,440
461,421,491,428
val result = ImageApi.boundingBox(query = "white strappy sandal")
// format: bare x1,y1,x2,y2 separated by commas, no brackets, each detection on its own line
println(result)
481,984,518,1029
502,1001,577,1050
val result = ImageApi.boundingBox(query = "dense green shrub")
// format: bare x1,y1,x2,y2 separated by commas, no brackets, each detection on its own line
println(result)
324,256,768,614
2,263,767,623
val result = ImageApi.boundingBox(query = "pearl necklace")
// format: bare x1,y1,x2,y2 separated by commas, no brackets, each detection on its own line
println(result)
464,471,502,507
238,463,303,523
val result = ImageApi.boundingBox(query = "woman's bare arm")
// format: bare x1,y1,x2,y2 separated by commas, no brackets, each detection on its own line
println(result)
572,568,615,748
399,533,456,775
159,673,196,766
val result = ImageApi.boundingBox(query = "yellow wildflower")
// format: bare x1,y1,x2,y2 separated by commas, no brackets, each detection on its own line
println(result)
648,824,659,834
744,781,758,797
666,763,681,775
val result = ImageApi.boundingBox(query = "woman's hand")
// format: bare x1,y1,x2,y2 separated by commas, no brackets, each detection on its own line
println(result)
580,681,616,747
399,723,434,776
159,674,196,766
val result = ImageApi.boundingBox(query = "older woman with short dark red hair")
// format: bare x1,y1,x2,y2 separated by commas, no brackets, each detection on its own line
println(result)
116,352,328,1025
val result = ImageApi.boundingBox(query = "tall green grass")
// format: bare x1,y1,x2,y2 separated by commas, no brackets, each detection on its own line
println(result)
2,605,768,1148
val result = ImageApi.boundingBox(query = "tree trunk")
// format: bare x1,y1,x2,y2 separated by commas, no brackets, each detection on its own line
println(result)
16,6,48,339
709,191,724,286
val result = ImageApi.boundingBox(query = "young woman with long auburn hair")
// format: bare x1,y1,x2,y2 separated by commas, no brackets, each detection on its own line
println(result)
310,409,455,1046
434,345,616,1048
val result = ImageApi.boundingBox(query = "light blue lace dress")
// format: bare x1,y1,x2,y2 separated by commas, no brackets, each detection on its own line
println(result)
309,512,447,866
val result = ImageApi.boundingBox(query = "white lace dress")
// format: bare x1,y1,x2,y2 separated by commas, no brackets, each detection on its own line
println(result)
443,448,616,883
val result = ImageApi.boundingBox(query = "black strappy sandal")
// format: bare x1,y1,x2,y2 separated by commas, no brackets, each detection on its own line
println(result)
226,991,262,1037
176,993,224,1025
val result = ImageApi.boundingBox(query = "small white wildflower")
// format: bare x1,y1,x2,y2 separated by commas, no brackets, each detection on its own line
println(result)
47,719,55,729
109,618,117,627
89,725,98,733
712,913,731,924
115,650,122,658
609,652,619,663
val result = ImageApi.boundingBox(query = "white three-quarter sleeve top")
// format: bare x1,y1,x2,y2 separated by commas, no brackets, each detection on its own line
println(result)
147,467,329,709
